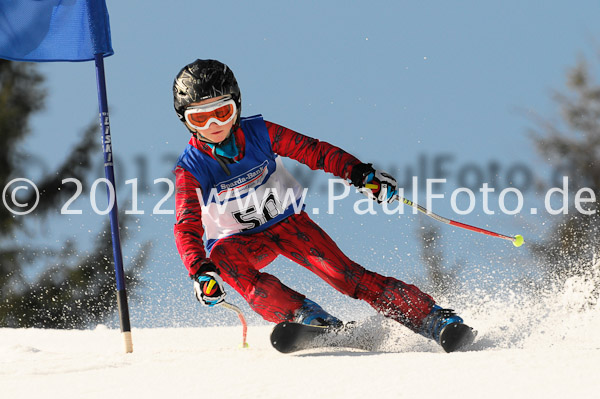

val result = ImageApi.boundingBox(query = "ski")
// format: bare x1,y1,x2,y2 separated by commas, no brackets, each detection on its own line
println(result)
270,321,477,354
439,322,477,353
270,321,375,354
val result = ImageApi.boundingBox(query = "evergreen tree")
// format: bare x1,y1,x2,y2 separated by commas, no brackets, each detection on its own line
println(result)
0,60,148,328
529,58,600,282
418,221,465,299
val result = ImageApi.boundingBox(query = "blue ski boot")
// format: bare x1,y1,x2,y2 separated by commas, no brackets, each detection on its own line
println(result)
294,299,343,328
419,305,475,352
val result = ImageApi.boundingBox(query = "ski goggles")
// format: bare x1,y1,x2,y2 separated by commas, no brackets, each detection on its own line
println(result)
184,96,237,130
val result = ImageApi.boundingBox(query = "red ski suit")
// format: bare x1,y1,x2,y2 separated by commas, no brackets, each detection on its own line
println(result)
174,121,435,331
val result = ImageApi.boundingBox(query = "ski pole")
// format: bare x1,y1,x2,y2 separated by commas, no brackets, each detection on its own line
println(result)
366,184,524,247
221,301,249,348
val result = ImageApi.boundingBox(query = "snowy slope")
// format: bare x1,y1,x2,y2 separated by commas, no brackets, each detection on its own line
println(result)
2,272,600,399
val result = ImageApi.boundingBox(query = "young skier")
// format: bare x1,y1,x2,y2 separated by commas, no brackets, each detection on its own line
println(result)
173,59,475,352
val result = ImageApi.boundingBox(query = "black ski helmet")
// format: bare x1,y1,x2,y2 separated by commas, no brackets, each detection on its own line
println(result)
173,59,242,133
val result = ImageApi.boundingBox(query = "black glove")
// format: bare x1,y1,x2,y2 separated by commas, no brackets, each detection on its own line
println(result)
351,163,399,204
192,262,226,306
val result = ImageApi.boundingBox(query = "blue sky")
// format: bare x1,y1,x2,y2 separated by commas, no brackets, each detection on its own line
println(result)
18,1,600,326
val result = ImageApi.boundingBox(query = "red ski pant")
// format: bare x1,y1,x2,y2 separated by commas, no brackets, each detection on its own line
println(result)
209,211,435,331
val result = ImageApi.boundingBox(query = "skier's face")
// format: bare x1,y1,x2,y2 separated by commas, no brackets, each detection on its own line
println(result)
186,96,236,144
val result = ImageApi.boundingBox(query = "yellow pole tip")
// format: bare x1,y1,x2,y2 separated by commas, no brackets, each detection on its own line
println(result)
512,234,524,247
